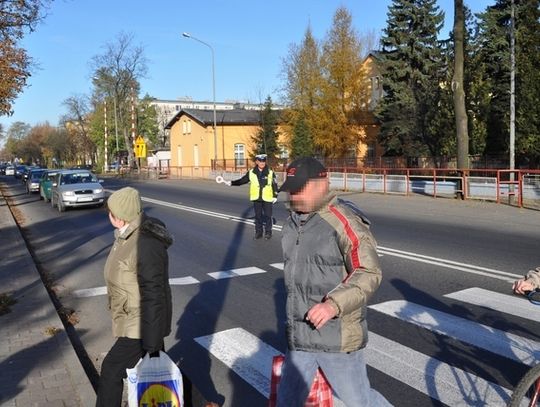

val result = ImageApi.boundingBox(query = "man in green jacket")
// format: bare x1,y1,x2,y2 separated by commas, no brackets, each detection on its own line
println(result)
96,187,173,407
277,157,390,407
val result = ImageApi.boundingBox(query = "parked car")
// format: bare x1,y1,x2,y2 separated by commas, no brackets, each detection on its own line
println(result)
50,170,105,212
5,165,15,176
0,164,6,175
39,169,62,202
26,168,46,193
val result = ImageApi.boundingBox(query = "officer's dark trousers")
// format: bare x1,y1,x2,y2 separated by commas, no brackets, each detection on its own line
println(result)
253,200,273,235
95,337,144,407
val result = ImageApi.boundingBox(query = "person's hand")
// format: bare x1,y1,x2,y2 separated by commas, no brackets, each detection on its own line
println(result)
513,278,536,295
306,302,337,330
271,197,277,204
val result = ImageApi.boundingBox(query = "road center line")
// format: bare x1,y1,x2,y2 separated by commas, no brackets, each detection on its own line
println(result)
139,195,516,282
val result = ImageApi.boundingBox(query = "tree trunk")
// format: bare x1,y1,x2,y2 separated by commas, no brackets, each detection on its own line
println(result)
453,0,469,171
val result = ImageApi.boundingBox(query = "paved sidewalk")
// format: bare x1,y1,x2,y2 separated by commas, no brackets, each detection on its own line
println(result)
0,182,96,407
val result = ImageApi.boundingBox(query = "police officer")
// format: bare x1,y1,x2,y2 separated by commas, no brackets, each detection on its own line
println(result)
226,154,278,239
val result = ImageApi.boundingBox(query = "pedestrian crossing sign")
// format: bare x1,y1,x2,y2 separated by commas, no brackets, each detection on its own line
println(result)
135,136,146,158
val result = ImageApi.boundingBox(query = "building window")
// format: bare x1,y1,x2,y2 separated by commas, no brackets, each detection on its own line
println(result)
182,120,187,135
234,144,245,167
177,145,183,166
194,144,199,168
187,119,192,134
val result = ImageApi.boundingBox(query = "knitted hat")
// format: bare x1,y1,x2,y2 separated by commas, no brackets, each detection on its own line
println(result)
107,187,142,222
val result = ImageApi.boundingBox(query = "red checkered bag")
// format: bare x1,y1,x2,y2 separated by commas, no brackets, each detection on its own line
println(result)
268,355,333,407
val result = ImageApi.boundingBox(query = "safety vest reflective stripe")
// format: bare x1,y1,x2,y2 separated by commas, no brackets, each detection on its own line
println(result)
249,169,274,202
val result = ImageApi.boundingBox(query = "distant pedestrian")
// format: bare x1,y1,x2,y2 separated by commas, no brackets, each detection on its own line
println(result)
276,157,391,407
96,187,173,407
220,154,278,240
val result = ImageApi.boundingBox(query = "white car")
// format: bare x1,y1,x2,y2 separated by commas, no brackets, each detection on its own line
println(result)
5,166,15,176
50,170,105,212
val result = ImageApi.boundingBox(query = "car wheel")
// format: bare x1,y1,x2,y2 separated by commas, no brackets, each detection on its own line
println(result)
39,187,43,200
51,194,55,208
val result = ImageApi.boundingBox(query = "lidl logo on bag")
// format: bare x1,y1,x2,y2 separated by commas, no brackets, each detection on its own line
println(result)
138,380,182,407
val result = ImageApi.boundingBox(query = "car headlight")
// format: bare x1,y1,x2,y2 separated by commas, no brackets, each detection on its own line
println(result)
63,191,75,196
93,188,103,194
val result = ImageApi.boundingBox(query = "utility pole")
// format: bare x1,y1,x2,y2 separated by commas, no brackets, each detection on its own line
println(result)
510,0,516,177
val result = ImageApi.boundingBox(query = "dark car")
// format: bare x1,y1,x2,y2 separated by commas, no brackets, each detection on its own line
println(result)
14,165,26,179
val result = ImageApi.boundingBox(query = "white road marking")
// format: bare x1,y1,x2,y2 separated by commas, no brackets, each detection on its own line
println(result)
194,328,280,398
377,246,520,282
366,332,512,406
141,196,282,231
444,287,540,322
369,300,540,365
72,277,199,297
195,327,512,406
169,276,200,285
138,195,517,282
208,266,267,280
72,286,107,297
269,263,284,270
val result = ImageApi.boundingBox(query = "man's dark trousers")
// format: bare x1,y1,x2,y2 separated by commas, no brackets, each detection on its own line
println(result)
96,337,144,407
253,200,273,236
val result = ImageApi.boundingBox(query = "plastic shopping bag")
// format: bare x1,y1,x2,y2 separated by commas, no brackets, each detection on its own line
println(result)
268,355,333,407
126,351,184,407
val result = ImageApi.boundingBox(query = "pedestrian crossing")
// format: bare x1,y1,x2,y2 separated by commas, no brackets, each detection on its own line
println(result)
194,287,540,406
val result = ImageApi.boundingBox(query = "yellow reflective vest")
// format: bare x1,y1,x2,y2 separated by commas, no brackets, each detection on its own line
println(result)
249,169,274,202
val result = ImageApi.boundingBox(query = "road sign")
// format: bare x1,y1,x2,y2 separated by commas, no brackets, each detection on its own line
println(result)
135,136,147,158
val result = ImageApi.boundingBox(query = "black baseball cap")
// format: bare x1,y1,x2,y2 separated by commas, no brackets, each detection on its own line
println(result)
279,157,327,193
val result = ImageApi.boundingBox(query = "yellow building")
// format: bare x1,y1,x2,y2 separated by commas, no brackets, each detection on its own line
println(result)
165,109,270,170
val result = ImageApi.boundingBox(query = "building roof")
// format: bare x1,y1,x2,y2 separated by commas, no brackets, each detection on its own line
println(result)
164,108,267,130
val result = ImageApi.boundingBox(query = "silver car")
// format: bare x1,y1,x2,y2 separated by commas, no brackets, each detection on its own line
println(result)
50,170,105,212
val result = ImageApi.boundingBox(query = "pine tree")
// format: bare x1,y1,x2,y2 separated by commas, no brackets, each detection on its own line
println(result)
251,96,280,162
376,0,448,160
290,113,314,159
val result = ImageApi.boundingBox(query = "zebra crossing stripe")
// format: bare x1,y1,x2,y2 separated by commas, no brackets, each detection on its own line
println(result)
194,327,511,406
168,276,200,285
72,276,199,297
208,266,267,280
72,286,108,297
366,332,511,406
194,327,279,398
269,263,284,270
444,287,540,322
369,300,540,365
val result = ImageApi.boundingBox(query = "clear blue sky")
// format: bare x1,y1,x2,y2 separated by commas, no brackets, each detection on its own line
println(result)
1,0,494,131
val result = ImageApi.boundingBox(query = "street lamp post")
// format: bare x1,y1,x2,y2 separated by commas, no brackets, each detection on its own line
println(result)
182,32,218,168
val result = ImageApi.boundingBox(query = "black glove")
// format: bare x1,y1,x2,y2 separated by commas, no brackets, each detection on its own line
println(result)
149,350,160,358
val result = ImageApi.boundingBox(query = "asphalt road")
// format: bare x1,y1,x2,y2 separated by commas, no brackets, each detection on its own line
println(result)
4,174,540,407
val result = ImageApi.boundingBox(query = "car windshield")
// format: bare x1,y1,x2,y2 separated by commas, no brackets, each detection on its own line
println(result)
61,173,97,184
30,170,45,180
46,172,58,181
